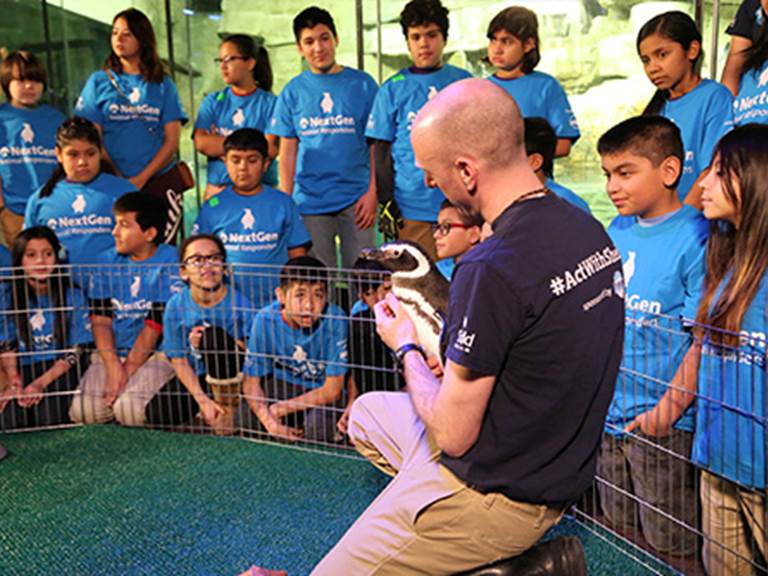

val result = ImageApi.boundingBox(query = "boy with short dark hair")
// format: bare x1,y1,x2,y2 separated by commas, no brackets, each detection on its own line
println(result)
596,115,708,557
267,7,378,270
71,191,180,426
433,199,483,279
524,117,590,214
192,128,311,308
365,0,472,260
242,256,348,442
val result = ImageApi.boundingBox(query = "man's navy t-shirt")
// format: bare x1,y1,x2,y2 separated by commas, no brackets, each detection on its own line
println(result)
440,193,624,505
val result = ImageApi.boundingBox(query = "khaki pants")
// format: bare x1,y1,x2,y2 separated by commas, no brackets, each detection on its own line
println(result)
69,352,175,427
313,392,565,575
0,208,24,249
399,219,437,262
701,470,766,576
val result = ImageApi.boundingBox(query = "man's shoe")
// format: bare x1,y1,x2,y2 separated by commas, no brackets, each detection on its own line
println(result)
456,536,587,576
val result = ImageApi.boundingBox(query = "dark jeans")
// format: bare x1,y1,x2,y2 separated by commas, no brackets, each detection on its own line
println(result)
145,326,243,427
0,355,90,430
597,429,699,556
239,376,343,443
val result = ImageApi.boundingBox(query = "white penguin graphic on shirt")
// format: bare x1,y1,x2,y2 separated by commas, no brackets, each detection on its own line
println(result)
241,208,255,230
21,123,35,144
758,66,768,88
232,108,245,127
427,86,438,100
622,251,636,287
30,309,46,332
321,92,334,114
130,276,141,298
128,87,141,104
72,194,86,214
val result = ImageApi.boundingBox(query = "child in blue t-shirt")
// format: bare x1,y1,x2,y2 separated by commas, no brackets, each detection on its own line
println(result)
147,234,251,434
596,116,707,556
433,200,483,281
268,7,378,270
191,128,311,309
242,256,348,443
0,227,92,430
645,124,768,574
722,0,768,126
0,51,64,248
76,8,188,242
486,6,579,159
366,0,471,261
523,117,590,214
71,192,181,427
194,34,278,199
637,11,733,205
24,117,136,268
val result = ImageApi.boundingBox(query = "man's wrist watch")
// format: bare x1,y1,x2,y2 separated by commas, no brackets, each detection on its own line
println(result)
394,342,427,366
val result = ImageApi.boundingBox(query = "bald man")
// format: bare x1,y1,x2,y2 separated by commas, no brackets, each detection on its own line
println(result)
242,79,624,576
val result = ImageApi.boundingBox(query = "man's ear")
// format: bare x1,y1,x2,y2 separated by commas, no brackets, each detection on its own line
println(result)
455,156,479,194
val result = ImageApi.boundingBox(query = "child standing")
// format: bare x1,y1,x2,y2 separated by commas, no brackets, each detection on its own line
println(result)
637,11,733,205
523,117,590,214
242,256,348,443
70,192,180,427
194,35,278,199
191,128,311,308
486,6,579,158
268,7,378,269
0,51,64,248
24,117,136,266
0,227,92,430
365,0,471,260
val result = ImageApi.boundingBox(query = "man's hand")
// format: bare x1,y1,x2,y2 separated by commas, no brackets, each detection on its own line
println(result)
374,292,418,351
354,189,377,230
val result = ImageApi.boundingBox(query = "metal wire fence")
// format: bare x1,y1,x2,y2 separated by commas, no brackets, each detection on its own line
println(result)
0,262,764,575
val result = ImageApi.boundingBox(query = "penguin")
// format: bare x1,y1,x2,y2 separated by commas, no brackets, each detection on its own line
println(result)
361,241,449,361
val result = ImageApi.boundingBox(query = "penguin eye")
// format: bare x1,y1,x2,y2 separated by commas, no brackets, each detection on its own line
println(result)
390,248,402,258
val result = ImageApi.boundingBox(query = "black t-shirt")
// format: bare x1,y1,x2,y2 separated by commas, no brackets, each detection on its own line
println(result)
727,0,766,42
440,193,624,506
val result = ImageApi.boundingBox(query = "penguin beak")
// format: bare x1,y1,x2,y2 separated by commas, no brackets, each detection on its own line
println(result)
360,247,386,260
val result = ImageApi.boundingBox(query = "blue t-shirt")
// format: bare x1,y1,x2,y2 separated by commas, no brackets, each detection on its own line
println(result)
0,103,64,214
488,72,580,143
437,258,455,280
24,173,136,265
89,245,182,353
163,286,251,374
694,273,768,489
76,71,188,178
194,87,278,186
0,284,91,365
365,65,472,222
546,179,590,214
734,60,768,126
660,79,733,200
0,245,11,269
605,206,708,435
244,301,348,388
268,68,378,215
191,185,311,308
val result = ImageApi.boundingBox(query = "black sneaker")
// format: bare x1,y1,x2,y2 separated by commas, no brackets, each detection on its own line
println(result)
456,536,587,576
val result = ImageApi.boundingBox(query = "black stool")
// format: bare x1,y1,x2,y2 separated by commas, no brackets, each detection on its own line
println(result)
455,536,587,576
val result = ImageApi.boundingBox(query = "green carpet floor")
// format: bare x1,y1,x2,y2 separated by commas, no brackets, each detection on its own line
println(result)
0,426,674,575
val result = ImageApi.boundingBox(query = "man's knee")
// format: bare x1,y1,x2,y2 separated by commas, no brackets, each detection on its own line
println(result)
347,391,392,445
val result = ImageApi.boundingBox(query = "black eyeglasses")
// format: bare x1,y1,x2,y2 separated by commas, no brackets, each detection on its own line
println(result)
213,56,247,65
431,222,470,237
183,253,225,268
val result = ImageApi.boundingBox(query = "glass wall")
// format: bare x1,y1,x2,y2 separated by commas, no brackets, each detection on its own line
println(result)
1,0,742,227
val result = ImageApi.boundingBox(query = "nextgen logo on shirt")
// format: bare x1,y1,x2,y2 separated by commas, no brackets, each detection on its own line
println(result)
297,92,356,136
0,124,56,165
106,102,161,121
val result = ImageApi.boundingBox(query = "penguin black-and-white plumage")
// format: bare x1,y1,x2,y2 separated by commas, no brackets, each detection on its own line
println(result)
361,241,449,360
